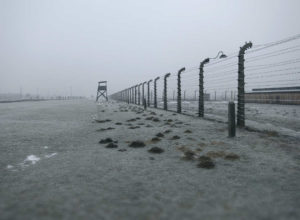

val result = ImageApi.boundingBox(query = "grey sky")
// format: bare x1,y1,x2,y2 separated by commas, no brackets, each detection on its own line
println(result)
1,0,299,97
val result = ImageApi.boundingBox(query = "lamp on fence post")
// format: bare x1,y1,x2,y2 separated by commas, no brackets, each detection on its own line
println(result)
154,77,160,108
142,81,147,105
237,42,252,128
164,73,171,110
199,51,227,117
177,67,185,113
147,80,152,107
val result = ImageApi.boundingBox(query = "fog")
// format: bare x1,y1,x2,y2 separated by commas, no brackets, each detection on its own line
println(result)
1,0,299,97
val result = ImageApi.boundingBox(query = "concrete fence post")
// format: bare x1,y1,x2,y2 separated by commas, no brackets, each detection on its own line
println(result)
135,85,137,104
177,67,185,113
147,80,152,107
199,58,210,117
130,87,132,103
154,77,160,108
142,82,147,105
138,83,142,105
164,73,171,110
237,42,252,127
143,98,147,110
228,101,236,137
127,89,129,104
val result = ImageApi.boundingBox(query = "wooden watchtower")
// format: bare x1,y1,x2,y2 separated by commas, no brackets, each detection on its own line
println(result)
96,81,108,101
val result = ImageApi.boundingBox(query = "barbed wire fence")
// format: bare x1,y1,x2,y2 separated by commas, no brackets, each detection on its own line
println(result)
111,34,300,128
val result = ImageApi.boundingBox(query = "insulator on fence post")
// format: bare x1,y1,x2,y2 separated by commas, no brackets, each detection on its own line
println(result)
147,80,152,107
177,67,185,113
199,58,210,117
164,73,171,110
237,42,252,128
228,101,236,137
154,77,160,108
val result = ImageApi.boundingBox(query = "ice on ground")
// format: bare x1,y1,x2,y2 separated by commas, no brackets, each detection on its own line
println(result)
6,165,14,169
9,153,56,171
44,146,48,149
45,153,57,158
24,155,40,165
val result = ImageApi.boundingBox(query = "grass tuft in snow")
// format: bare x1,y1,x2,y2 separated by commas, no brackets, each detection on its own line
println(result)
129,141,146,148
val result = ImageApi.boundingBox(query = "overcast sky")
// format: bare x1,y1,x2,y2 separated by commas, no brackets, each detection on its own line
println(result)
0,0,299,97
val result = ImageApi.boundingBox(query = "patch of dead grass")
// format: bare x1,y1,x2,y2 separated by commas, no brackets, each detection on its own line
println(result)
206,151,226,158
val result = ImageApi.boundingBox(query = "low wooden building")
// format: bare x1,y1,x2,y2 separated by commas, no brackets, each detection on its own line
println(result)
245,86,300,105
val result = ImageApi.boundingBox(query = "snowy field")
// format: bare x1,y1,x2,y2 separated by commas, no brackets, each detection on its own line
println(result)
0,100,299,219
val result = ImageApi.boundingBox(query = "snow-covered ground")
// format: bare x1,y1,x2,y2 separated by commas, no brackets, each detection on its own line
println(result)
1,100,299,219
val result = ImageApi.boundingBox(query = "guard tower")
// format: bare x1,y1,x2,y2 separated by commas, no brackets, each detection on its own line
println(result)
96,81,108,101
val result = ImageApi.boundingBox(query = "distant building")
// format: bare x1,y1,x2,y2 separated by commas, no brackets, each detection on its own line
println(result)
245,86,300,105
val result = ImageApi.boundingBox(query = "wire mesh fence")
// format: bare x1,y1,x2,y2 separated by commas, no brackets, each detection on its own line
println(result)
111,34,300,129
